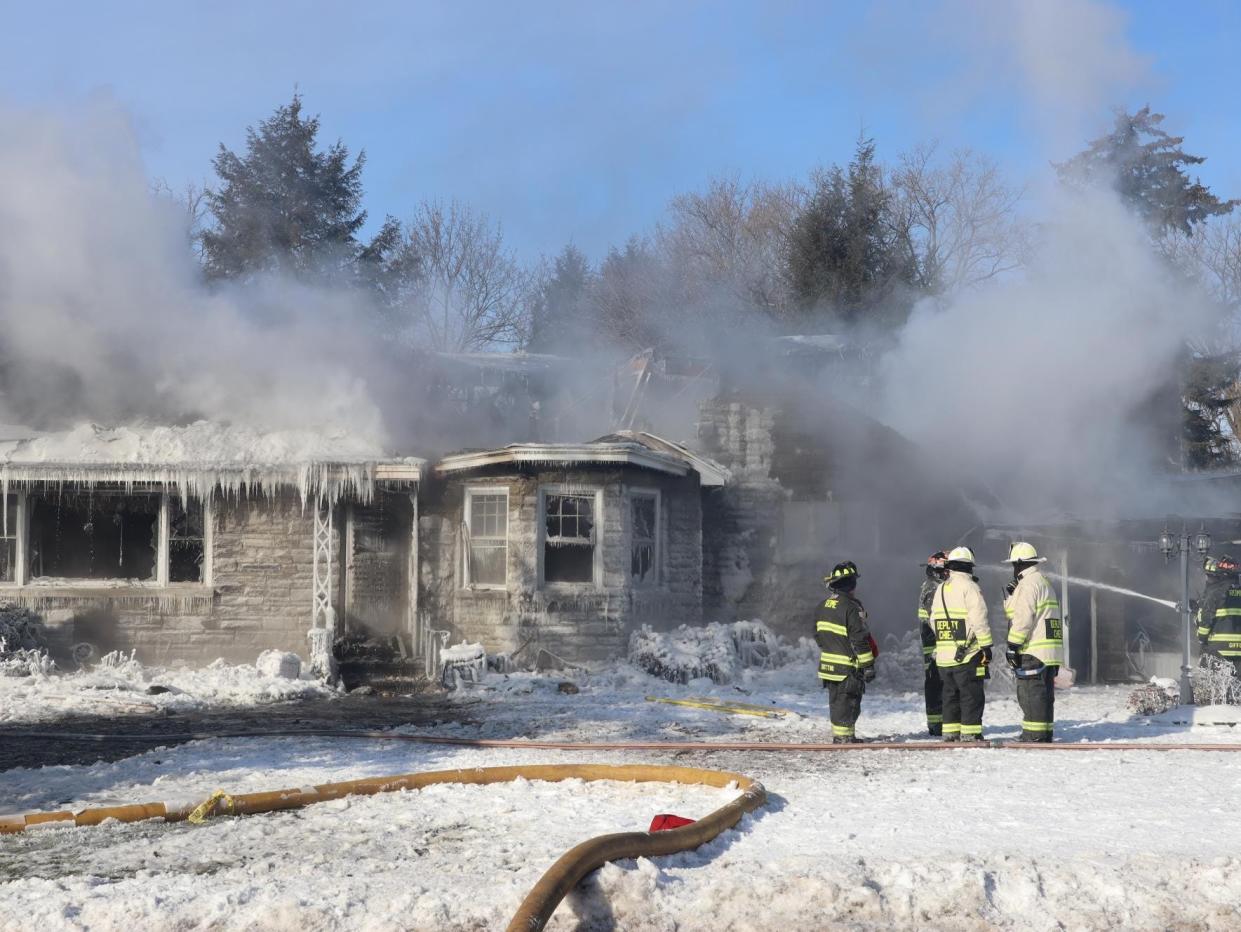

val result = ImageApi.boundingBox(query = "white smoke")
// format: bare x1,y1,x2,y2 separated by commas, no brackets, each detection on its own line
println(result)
879,186,1215,516
0,99,388,448
874,0,1222,520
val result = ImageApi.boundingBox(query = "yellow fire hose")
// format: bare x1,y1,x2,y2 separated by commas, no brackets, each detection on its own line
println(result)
0,763,766,932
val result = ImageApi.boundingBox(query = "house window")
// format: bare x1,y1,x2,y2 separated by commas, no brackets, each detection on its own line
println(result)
0,495,17,583
169,499,206,583
30,491,161,581
26,490,206,585
630,492,659,585
543,491,597,584
464,489,508,588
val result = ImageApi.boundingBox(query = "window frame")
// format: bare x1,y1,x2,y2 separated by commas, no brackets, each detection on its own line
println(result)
10,490,212,589
627,487,662,588
462,486,510,590
538,485,603,589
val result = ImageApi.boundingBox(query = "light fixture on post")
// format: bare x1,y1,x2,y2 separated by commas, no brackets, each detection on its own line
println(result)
1158,521,1206,705
1159,528,1175,559
1196,528,1213,556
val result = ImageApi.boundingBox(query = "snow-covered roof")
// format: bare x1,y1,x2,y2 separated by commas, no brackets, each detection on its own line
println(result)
0,422,423,504
436,441,693,478
591,431,731,487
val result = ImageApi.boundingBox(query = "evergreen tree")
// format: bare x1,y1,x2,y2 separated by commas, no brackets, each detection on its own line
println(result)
1183,353,1240,469
525,245,594,354
202,95,381,282
784,136,918,330
1057,106,1237,236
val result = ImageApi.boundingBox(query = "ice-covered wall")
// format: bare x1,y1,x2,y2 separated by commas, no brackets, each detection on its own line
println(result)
12,490,342,665
421,465,703,665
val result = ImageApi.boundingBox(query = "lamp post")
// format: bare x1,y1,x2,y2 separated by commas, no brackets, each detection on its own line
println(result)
1159,523,1212,704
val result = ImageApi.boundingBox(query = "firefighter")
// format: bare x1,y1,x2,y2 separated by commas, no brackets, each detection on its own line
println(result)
1001,542,1064,742
918,551,949,736
930,546,992,742
1198,554,1241,678
815,560,876,744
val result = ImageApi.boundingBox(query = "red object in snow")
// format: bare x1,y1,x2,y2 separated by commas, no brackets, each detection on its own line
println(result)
649,814,696,832
867,634,880,659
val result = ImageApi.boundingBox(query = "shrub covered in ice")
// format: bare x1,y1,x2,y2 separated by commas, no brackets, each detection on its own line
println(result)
0,605,55,677
1127,677,1180,715
628,620,805,685
0,604,48,652
1192,655,1241,707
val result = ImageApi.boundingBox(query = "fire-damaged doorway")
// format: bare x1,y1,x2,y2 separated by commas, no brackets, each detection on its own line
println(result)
338,490,419,688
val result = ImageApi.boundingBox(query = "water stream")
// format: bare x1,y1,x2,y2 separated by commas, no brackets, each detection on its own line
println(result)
976,564,1178,609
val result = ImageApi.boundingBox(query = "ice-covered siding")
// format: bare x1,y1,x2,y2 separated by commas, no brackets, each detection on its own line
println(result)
420,466,703,664
11,491,343,665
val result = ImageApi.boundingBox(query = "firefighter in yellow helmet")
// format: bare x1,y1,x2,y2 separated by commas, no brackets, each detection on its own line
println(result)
815,561,876,743
930,546,992,741
1002,542,1065,742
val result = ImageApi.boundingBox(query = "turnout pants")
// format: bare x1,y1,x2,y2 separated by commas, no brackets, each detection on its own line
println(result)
825,677,863,740
940,665,985,739
1016,661,1057,742
924,661,943,735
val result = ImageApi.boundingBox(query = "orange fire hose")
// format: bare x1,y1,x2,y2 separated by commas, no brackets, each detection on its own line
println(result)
0,763,765,932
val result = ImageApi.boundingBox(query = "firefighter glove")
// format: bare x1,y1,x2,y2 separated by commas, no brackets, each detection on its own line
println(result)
1005,645,1021,669
981,646,993,664
862,665,876,683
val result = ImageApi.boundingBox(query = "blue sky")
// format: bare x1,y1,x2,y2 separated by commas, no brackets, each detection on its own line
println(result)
1,0,1238,262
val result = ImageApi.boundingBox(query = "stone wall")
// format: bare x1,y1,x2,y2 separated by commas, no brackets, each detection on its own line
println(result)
420,465,702,664
13,491,342,665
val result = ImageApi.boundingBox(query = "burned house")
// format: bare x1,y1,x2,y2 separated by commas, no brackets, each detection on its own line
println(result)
0,424,422,671
417,435,726,665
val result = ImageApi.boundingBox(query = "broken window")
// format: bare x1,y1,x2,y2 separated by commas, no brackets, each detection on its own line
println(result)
26,491,207,584
169,499,206,583
465,489,508,587
630,493,658,585
0,495,17,583
543,492,596,584
29,491,160,581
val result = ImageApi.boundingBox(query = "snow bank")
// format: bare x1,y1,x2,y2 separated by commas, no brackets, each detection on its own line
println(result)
0,655,334,724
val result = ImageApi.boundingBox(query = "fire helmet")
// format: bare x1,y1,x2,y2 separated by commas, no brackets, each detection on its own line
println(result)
1002,541,1047,565
825,561,859,589
946,546,976,568
1204,554,1239,578
925,551,948,580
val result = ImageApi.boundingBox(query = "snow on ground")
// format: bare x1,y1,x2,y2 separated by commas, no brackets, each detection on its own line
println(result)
3,658,1241,930
0,656,334,725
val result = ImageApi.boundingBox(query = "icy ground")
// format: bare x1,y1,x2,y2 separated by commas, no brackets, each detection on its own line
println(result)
3,660,1241,931
0,655,334,725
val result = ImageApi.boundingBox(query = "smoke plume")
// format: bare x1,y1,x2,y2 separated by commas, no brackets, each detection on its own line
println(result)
0,100,390,449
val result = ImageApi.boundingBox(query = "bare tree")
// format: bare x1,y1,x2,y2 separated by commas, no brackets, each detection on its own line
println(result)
660,177,804,318
890,144,1029,296
389,201,527,352
152,179,209,261
1161,217,1241,443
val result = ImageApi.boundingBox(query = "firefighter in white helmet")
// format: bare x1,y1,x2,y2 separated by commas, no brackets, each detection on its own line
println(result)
930,546,993,741
1002,542,1065,742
